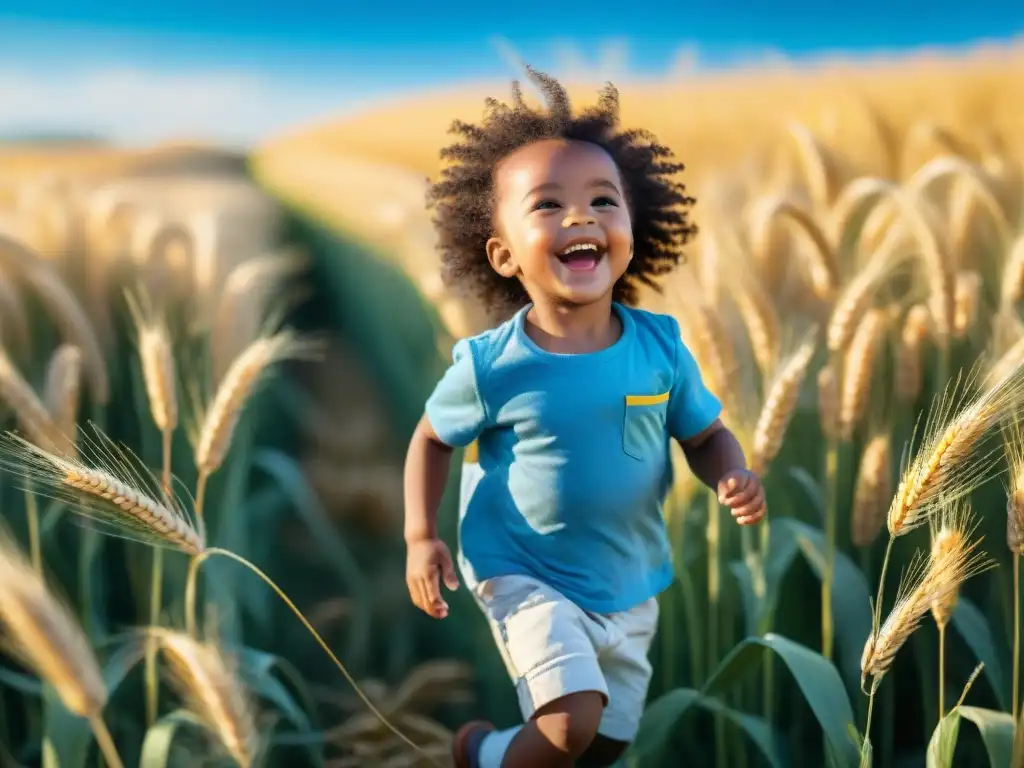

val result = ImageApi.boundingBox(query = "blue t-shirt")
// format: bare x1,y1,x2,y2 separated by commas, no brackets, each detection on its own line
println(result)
425,302,722,614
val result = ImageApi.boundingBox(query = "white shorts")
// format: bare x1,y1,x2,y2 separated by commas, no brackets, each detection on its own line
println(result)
470,573,659,742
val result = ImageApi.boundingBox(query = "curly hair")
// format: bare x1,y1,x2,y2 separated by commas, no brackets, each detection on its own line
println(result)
425,66,697,318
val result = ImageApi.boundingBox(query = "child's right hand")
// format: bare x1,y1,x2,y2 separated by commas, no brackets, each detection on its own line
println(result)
406,537,460,619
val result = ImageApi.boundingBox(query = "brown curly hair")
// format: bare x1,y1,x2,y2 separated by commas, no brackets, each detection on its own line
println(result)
425,66,697,318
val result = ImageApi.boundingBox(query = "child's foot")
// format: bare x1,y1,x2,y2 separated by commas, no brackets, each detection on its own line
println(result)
451,720,495,768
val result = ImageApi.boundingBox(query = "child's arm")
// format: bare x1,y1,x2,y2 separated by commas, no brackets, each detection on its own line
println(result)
678,419,766,526
404,414,461,619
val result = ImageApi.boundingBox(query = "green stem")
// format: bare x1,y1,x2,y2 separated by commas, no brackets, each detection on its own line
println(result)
24,484,40,575
184,547,442,767
822,439,839,660
1014,556,1020,725
873,537,896,636
938,623,946,723
679,568,702,687
860,686,877,768
706,492,726,768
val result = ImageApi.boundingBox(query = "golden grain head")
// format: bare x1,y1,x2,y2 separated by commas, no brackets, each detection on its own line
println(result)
851,434,892,548
43,344,83,457
864,501,991,687
1001,412,1024,555
195,329,323,475
887,357,1024,536
0,426,204,555
750,329,817,476
0,344,68,455
839,308,886,441
155,629,259,768
0,532,106,718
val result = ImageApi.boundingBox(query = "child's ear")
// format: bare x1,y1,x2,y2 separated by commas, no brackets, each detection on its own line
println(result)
486,236,519,278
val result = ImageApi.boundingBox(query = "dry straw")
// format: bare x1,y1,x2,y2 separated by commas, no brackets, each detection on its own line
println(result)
154,629,259,768
0,532,123,768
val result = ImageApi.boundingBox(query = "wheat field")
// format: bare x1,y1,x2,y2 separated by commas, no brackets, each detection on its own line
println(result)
0,42,1023,767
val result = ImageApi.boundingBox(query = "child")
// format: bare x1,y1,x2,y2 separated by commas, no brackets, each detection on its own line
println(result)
403,68,766,768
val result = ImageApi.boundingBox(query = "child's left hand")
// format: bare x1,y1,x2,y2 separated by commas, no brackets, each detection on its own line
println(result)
717,469,766,526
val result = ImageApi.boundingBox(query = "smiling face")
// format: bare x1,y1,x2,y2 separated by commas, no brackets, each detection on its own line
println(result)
486,138,634,309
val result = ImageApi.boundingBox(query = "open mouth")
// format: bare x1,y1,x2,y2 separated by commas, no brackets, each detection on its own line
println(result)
555,242,605,271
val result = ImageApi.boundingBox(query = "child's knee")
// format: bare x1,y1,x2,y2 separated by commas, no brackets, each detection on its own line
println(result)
533,690,605,758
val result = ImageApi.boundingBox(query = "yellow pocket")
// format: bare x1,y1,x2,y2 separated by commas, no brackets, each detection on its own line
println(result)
623,392,669,460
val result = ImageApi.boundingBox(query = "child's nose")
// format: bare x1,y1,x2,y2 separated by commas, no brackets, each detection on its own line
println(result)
561,212,596,228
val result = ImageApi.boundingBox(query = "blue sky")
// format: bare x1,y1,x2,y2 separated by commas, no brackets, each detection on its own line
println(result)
0,2,1021,146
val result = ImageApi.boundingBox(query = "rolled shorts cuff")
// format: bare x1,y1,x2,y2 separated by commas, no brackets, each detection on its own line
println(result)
518,652,609,716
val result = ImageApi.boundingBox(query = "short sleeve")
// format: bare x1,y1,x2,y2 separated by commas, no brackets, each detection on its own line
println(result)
666,322,722,441
424,338,488,448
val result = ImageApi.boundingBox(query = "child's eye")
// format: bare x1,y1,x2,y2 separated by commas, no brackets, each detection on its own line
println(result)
592,196,618,207
534,200,560,210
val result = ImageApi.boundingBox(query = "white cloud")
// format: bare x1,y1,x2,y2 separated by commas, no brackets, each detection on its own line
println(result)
0,66,360,148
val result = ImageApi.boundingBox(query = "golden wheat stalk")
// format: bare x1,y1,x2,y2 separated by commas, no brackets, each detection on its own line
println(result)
0,426,204,555
817,365,839,441
895,304,932,403
0,345,69,572
210,250,310,381
749,329,817,476
192,330,322,521
0,346,67,455
839,309,886,441
953,270,982,340
0,229,109,404
43,344,83,459
124,288,180,728
730,271,780,380
748,195,837,301
888,359,1024,537
0,532,124,768
862,499,991,692
851,434,892,548
1001,412,1024,723
153,629,259,768
1001,233,1024,312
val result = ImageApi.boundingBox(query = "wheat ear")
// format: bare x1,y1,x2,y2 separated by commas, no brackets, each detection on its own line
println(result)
154,628,259,768
862,500,991,690
193,330,322,521
0,426,204,556
0,532,124,768
851,434,892,548
871,358,1024,647
749,330,817,477
43,344,83,459
839,309,886,441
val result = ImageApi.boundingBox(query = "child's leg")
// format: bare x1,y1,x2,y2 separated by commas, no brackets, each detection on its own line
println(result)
470,575,613,767
500,690,605,766
577,595,661,767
